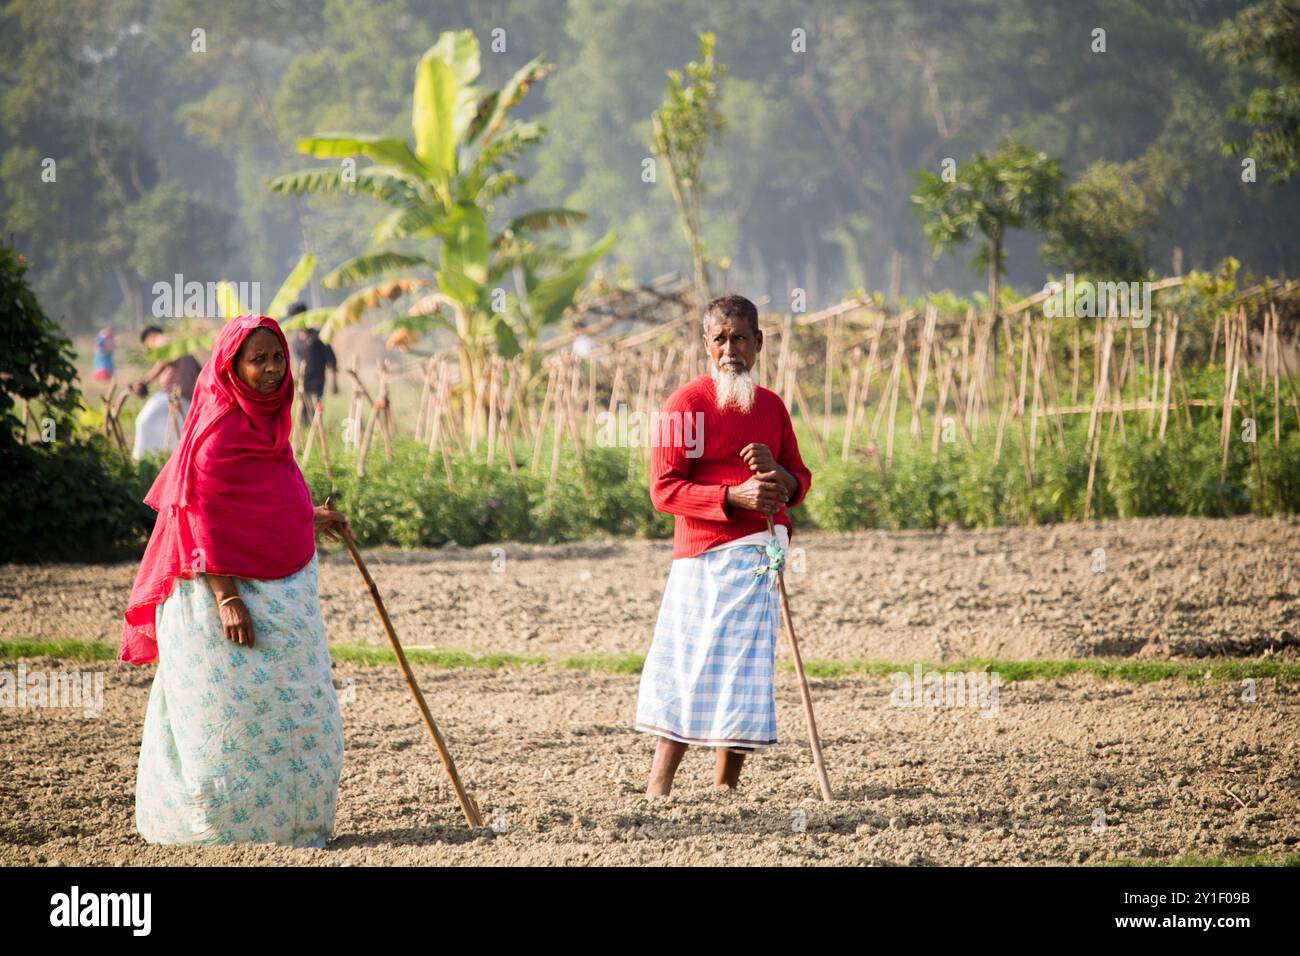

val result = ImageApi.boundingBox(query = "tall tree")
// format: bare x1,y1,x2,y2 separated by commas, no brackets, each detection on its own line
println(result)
1204,0,1300,183
912,141,1065,328
650,31,727,310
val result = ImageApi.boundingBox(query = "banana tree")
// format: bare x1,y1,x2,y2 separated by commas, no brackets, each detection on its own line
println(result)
268,29,612,420
498,231,616,385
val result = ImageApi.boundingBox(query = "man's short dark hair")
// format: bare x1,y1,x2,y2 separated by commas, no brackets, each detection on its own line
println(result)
286,301,308,316
140,325,164,344
703,294,759,336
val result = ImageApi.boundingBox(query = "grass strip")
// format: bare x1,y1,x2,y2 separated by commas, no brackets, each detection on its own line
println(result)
3,639,1299,684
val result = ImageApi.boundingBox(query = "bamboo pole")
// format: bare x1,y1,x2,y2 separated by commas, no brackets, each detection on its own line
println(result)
333,512,483,829
547,360,566,495
300,403,321,464
485,359,499,467
1271,303,1300,434
992,364,1012,463
1174,357,1194,436
1028,327,1046,465
1041,333,1067,446
355,398,378,478
792,372,829,462
607,357,625,420
562,364,589,494
765,516,833,803
1147,314,1163,436
841,349,862,461
959,306,973,410
530,367,557,476
1240,334,1267,506
585,355,598,445
439,383,456,489
778,313,794,408
469,369,487,454
822,314,835,444
1071,323,1081,405
513,368,534,446
414,355,436,441
875,314,908,463
1013,318,1036,508
314,399,334,481
1107,319,1133,447
291,359,308,455
423,362,447,479
376,366,393,463
1220,312,1243,478
931,352,956,461
1268,303,1281,446
345,359,363,452
497,371,519,473
1016,312,1031,419
911,305,937,439
1158,312,1179,441
1083,313,1118,521
856,311,887,447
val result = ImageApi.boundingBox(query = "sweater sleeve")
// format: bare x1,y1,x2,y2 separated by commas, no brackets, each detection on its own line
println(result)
649,398,730,521
777,399,813,508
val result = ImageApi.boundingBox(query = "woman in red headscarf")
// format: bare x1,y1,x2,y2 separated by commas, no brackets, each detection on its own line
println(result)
123,316,350,848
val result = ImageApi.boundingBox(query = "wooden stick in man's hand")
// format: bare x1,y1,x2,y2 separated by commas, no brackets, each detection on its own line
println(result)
739,449,833,802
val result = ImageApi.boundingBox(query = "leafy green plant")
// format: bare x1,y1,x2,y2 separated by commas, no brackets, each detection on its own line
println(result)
269,29,613,411
912,141,1065,336
1105,437,1176,518
804,459,886,531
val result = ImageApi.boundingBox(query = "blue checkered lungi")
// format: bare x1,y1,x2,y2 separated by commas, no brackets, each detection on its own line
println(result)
635,542,780,749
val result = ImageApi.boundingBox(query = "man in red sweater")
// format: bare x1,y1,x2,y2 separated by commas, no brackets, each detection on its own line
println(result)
636,294,812,796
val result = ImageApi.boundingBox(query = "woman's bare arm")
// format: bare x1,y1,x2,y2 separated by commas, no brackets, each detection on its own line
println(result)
205,573,239,603
205,574,255,647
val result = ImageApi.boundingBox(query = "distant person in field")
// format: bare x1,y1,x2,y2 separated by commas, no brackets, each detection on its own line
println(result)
136,324,202,403
92,326,115,381
130,325,196,460
288,302,338,428
130,381,186,460
122,315,351,848
636,294,812,796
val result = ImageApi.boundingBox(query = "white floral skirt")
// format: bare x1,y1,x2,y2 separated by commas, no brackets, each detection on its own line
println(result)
135,553,344,848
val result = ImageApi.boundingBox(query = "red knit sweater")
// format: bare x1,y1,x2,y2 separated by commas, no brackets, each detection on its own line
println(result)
650,375,813,558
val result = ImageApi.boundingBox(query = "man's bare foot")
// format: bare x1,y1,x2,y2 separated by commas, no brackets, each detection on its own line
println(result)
646,737,688,796
714,747,746,789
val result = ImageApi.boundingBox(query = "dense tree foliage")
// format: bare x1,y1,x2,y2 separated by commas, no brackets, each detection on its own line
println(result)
2,0,1297,331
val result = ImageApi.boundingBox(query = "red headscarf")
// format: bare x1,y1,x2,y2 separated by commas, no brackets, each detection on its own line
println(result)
120,316,316,665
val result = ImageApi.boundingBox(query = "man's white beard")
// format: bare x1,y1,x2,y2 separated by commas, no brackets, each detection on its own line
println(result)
709,361,756,413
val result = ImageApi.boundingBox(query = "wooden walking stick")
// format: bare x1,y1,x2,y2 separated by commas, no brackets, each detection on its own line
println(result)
327,498,484,828
314,399,334,482
764,514,834,803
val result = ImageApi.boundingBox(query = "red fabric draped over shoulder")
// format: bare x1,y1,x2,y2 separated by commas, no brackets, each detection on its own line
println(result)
120,316,315,665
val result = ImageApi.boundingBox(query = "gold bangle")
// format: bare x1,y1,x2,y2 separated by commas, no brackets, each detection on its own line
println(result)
219,595,243,608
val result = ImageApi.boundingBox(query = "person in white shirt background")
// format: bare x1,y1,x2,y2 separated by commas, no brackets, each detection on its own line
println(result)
130,381,188,460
